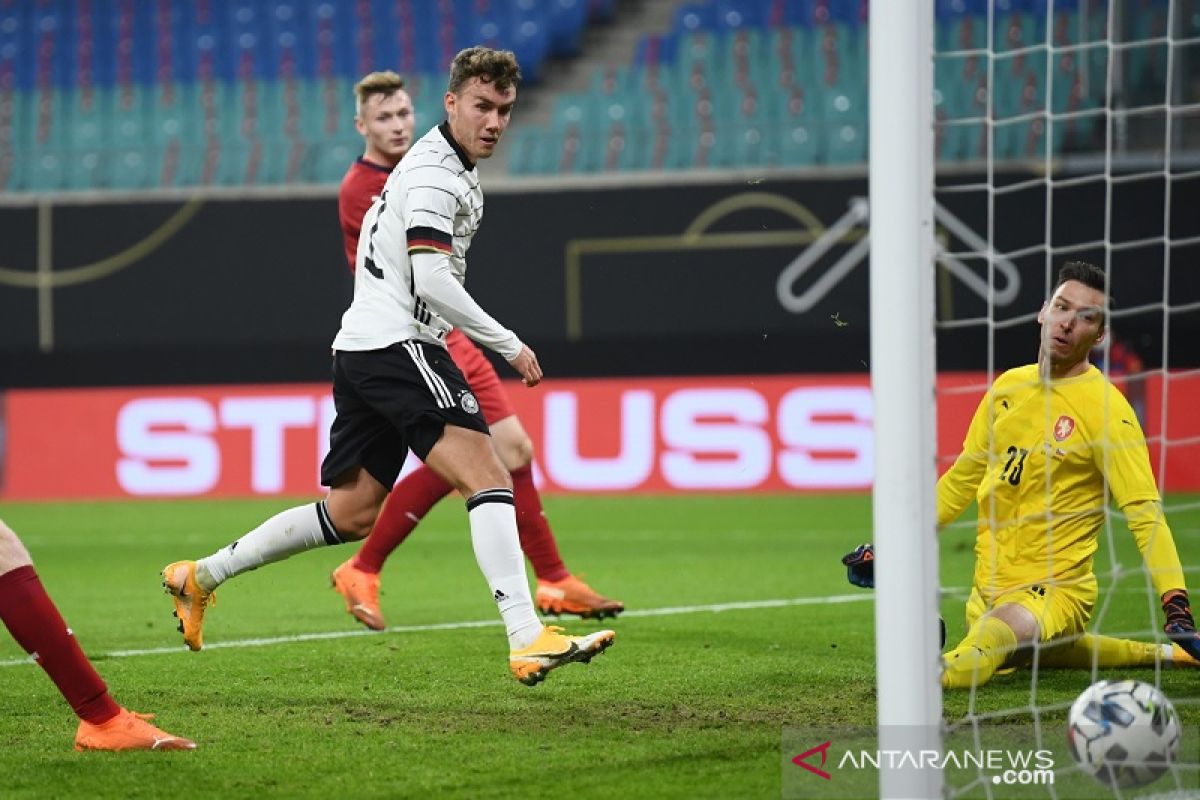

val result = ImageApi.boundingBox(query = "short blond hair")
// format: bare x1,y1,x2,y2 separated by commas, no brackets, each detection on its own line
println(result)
447,47,521,95
354,71,406,119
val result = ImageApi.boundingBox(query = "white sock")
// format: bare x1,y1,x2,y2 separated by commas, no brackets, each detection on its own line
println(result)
467,489,542,649
196,501,342,590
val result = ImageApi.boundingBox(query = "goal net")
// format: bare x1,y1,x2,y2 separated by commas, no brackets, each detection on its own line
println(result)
930,0,1200,795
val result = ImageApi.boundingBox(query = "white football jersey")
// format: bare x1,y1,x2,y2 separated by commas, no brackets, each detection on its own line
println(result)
332,123,521,359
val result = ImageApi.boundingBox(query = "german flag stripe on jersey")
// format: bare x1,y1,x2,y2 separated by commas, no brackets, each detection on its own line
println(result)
407,226,453,255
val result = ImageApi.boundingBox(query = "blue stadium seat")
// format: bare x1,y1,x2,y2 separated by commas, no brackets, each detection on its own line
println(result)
548,0,589,57
510,2,551,80
715,0,771,31
675,2,720,33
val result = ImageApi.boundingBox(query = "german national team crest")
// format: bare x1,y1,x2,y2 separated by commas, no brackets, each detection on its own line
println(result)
460,391,480,414
1054,415,1075,441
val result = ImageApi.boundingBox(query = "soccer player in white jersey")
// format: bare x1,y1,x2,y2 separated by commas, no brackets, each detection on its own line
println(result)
161,47,615,686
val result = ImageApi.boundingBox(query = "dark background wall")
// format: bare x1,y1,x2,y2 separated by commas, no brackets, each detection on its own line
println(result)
0,169,1196,388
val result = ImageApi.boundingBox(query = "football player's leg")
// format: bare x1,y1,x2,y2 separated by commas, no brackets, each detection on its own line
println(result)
489,415,567,581
334,468,452,630
164,470,384,650
490,413,625,619
457,341,569,583
1036,587,1181,668
422,423,614,685
942,600,1035,689
1039,634,1171,668
0,520,195,750
423,423,540,648
0,520,121,726
349,466,453,575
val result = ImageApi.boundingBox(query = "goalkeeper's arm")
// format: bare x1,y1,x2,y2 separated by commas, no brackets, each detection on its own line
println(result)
1124,498,1200,660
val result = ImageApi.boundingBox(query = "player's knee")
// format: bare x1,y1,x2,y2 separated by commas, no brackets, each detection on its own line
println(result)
0,520,33,574
496,435,534,472
324,501,377,541
459,454,513,497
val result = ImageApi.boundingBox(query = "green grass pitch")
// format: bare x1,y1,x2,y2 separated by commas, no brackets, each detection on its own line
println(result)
0,495,1197,798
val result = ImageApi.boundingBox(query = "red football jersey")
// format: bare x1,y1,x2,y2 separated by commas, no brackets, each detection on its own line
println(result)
337,157,394,272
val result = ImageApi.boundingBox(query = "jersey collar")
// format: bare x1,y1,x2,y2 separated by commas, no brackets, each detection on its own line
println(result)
438,122,476,171
356,156,394,173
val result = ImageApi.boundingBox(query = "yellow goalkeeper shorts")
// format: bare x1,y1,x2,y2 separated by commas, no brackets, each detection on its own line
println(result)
964,581,1096,645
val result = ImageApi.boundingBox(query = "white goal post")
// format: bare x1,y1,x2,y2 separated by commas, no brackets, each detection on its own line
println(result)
869,1,943,799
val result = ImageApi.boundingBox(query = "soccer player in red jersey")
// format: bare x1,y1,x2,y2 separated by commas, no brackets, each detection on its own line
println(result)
0,518,194,751
330,70,622,631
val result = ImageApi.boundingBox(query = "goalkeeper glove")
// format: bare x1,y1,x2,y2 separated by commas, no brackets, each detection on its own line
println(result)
840,543,945,647
841,543,874,589
1162,589,1200,661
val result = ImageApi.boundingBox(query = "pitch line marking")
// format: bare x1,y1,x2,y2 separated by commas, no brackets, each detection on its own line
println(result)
0,593,872,668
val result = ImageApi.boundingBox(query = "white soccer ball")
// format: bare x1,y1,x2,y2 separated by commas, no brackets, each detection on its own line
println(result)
1066,679,1180,789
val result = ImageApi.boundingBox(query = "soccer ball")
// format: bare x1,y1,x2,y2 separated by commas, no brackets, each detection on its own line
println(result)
1066,679,1180,789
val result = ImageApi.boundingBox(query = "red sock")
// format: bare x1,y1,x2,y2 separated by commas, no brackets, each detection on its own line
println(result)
0,566,120,724
354,465,453,574
511,465,569,582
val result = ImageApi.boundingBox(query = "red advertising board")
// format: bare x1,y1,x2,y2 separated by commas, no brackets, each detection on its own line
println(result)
1,373,1197,500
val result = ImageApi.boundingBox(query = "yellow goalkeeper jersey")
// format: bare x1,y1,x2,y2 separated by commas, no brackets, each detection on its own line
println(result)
937,363,1179,603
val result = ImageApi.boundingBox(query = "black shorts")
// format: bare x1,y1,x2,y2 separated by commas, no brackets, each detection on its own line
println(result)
320,340,489,489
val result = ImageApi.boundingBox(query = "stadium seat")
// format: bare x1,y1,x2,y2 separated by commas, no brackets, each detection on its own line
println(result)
108,146,155,191
728,121,777,167
26,147,67,192
548,0,589,57
110,85,149,149
0,143,20,192
313,135,362,183
777,122,821,165
824,120,866,164
675,2,720,34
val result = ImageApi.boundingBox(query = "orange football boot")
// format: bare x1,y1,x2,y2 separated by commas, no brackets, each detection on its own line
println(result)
535,574,624,619
75,709,196,752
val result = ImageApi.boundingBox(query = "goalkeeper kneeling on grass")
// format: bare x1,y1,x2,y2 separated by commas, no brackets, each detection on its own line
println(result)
844,261,1200,689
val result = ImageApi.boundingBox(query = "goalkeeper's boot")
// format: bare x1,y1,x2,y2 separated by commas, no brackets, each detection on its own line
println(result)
331,559,386,631
161,561,214,652
535,574,624,619
509,625,615,686
75,709,196,752
1171,643,1200,668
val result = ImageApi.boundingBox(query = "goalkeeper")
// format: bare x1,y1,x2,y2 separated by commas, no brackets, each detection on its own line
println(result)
846,261,1199,689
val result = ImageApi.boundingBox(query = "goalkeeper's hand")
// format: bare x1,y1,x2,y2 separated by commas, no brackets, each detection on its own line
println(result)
1162,589,1200,661
839,543,945,647
841,543,874,589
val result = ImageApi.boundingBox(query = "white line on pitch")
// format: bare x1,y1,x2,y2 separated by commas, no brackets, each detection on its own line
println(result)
0,593,872,668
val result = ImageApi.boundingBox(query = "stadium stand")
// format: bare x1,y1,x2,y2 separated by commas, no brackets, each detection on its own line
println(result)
0,0,1184,188
0,0,603,191
511,0,1179,174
